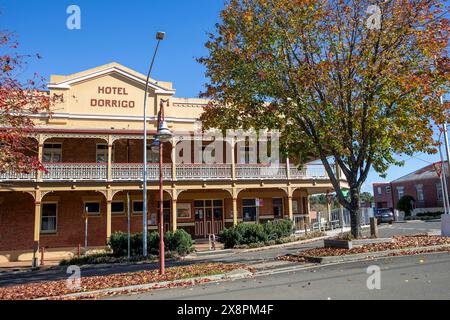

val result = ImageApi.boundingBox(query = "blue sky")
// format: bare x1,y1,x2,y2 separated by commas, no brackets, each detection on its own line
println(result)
0,0,446,193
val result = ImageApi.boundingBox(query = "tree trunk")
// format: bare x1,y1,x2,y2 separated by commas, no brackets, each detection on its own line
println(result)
349,187,362,238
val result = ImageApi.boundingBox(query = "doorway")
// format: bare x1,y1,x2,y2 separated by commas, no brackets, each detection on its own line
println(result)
194,199,224,237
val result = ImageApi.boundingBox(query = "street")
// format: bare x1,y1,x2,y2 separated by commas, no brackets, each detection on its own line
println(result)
109,252,450,300
0,220,444,300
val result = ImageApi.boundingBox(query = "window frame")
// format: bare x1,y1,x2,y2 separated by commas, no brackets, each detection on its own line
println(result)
41,202,58,234
242,198,258,222
84,201,101,216
43,143,62,163
132,200,144,215
111,201,125,216
272,197,284,218
96,143,115,163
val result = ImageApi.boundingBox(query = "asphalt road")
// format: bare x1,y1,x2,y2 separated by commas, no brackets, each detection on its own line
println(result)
109,252,450,300
0,221,441,288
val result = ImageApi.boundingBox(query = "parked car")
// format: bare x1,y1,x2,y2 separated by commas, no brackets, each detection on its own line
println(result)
374,208,394,224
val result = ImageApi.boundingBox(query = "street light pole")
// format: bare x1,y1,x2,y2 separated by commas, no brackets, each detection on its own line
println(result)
143,31,165,257
440,95,450,215
153,98,171,275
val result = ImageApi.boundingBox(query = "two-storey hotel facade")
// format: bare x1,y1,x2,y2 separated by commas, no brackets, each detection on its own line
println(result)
0,63,345,263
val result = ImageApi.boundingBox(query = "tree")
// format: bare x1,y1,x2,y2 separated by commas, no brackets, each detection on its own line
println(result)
397,195,416,216
360,192,374,205
198,0,450,238
0,31,50,174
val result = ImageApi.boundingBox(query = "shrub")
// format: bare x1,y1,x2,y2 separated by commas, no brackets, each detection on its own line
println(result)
218,227,243,249
218,219,294,249
108,230,193,257
166,229,194,255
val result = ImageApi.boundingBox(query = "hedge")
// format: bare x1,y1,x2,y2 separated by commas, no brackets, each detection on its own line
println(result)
108,229,193,257
218,219,294,249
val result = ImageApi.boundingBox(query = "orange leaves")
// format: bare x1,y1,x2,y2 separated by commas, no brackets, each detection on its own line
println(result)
0,263,248,300
296,235,450,258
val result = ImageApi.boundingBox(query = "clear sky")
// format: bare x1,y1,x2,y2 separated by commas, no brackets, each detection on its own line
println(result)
0,0,447,193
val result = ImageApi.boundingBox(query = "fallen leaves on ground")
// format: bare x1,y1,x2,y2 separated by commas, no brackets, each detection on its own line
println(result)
0,263,246,300
290,235,450,258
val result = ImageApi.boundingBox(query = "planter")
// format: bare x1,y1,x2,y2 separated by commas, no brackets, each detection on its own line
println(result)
352,238,392,246
324,239,353,249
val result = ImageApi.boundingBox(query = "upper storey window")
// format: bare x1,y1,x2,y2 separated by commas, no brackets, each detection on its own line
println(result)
96,144,115,163
43,143,62,163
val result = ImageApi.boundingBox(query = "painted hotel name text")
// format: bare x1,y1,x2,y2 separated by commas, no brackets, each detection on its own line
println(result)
91,86,135,108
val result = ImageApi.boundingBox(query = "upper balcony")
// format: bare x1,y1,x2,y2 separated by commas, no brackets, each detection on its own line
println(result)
0,162,332,182
0,132,339,184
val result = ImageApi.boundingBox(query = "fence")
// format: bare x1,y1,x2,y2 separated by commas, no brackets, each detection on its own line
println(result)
294,207,374,233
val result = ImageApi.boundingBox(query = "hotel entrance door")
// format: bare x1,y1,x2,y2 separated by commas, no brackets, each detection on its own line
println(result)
194,200,224,238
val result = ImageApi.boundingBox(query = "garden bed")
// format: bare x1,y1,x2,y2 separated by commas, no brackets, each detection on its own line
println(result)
233,232,326,250
59,252,179,267
288,235,450,262
0,263,248,300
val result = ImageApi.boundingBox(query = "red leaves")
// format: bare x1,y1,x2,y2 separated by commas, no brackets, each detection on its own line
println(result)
0,263,247,300
0,30,51,174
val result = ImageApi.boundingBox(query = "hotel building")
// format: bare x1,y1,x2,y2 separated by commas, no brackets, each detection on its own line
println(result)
0,63,346,263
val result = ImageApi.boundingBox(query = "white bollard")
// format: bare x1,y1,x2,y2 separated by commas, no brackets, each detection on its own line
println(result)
441,215,450,237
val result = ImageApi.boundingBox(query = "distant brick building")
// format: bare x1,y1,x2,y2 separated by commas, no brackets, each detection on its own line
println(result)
373,163,448,211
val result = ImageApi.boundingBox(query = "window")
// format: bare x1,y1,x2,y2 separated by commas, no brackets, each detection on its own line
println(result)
96,144,115,163
272,198,283,217
146,145,159,163
85,202,101,216
377,187,382,195
194,200,223,220
416,184,424,201
397,186,405,200
41,203,57,233
386,186,391,194
292,200,299,214
239,145,256,164
132,201,143,215
242,199,257,222
112,201,125,215
437,183,443,201
157,201,171,224
177,203,191,219
43,143,62,163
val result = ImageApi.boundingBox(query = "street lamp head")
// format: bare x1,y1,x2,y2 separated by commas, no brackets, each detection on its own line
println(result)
156,32,165,40
151,138,160,153
157,121,172,142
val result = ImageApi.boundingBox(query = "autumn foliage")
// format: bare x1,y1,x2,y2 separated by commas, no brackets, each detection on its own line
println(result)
199,0,450,237
0,31,50,174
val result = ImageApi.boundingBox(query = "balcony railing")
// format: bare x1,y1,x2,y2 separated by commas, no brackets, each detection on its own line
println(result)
0,163,334,182
112,163,172,181
43,163,107,181
236,164,288,180
176,164,232,181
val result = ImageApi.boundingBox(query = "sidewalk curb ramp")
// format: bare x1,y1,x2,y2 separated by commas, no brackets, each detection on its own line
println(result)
35,268,253,300
300,244,450,264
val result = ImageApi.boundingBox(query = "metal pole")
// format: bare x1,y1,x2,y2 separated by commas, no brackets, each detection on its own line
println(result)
127,192,131,260
159,138,165,274
143,38,162,257
84,216,88,249
439,167,447,215
439,142,449,214
441,94,450,215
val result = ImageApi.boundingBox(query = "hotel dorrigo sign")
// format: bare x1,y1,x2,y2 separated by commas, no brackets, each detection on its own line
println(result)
91,86,136,108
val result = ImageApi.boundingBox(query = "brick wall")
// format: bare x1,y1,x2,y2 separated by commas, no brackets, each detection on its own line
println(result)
0,193,35,251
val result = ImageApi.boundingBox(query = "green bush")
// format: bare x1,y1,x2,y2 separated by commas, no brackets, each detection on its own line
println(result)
166,229,194,255
218,219,294,249
108,230,193,257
